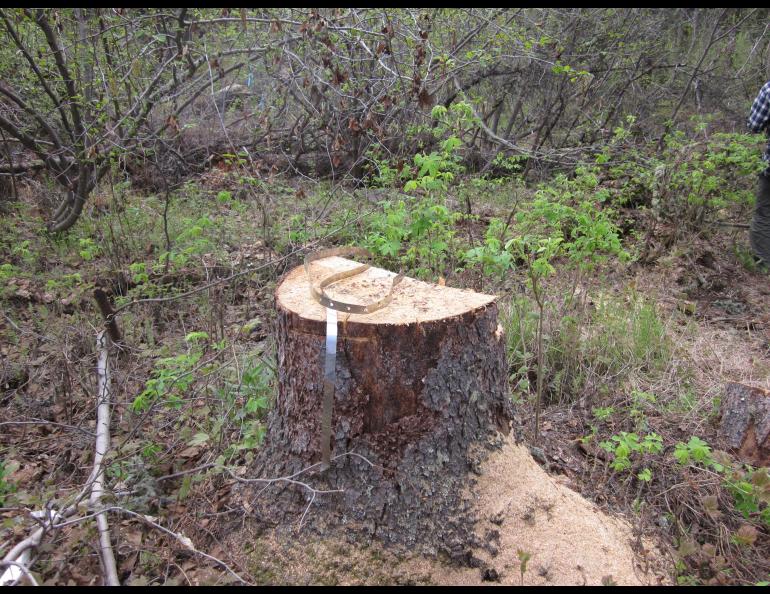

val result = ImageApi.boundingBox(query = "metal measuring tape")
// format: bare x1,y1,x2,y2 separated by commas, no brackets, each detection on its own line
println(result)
304,247,404,469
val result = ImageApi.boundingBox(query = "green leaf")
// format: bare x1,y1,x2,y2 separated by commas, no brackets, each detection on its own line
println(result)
178,475,193,501
185,331,209,344
637,468,652,482
187,432,210,447
673,443,690,465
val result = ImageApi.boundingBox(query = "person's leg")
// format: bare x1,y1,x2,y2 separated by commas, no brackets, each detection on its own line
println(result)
750,168,770,265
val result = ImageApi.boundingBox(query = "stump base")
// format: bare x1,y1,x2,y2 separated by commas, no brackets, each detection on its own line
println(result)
247,258,514,555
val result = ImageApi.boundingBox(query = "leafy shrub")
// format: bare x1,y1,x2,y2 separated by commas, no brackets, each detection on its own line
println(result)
599,431,663,479
599,119,765,225
364,197,462,278
0,460,16,505
463,217,514,278
672,436,770,528
132,331,210,413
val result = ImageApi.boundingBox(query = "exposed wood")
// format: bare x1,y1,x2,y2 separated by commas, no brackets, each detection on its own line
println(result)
250,257,514,557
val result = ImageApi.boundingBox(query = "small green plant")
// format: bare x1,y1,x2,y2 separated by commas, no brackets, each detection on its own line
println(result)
516,549,531,586
11,239,35,265
592,406,615,421
673,436,713,466
288,213,313,244
672,436,770,528
107,460,129,482
0,262,23,299
0,262,19,282
599,431,662,475
722,466,770,526
404,144,462,193
78,237,100,261
132,332,209,413
463,218,515,279
172,215,216,264
0,460,17,505
140,442,163,463
364,150,404,188
637,468,653,482
396,101,477,194
128,262,150,284
487,152,526,181
734,242,766,274
208,353,276,460
364,197,462,278
237,368,273,453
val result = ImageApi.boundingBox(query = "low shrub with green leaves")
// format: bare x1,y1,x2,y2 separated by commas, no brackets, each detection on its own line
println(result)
131,329,276,467
0,460,16,505
598,117,766,226
132,331,212,413
599,431,663,480
671,436,770,528
463,217,514,278
363,197,463,278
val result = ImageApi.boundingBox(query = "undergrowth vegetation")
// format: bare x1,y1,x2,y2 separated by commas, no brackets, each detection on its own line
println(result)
1,113,769,585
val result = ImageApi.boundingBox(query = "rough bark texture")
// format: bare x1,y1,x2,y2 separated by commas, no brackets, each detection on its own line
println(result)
720,382,770,466
247,259,514,558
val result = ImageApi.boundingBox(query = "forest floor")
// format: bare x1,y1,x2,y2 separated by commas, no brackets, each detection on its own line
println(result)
1,171,769,585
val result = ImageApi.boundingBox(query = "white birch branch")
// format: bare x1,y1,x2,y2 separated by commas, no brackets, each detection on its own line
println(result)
91,331,120,586
0,331,119,586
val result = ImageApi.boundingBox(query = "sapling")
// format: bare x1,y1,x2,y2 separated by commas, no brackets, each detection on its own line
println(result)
517,549,531,586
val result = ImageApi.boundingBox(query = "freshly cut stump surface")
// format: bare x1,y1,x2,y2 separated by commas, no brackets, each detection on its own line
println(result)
249,256,514,556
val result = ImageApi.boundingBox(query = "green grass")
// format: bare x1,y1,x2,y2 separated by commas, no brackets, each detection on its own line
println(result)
502,289,672,405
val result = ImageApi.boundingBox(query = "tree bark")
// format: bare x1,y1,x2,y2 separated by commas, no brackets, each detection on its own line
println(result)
249,256,514,557
720,382,770,467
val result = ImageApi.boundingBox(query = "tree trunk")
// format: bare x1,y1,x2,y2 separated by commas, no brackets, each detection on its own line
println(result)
249,256,514,557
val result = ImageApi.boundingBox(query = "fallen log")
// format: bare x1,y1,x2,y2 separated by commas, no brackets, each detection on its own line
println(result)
249,254,514,557
719,382,770,467
0,159,45,175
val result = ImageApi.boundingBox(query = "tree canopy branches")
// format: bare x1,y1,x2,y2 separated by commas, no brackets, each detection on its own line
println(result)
0,8,768,230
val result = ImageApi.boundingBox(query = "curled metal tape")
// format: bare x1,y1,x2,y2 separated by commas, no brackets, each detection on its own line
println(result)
304,246,404,314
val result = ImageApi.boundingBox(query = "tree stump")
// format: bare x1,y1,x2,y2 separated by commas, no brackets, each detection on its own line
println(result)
250,255,514,556
720,382,770,466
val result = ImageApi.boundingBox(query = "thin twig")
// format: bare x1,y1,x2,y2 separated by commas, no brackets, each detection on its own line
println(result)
0,419,96,438
224,451,375,529
109,507,252,586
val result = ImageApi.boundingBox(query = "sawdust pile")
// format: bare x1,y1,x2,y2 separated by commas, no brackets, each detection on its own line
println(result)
225,434,671,585
402,434,670,586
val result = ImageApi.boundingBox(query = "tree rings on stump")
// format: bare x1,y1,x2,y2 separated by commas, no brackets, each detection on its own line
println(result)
249,255,514,557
